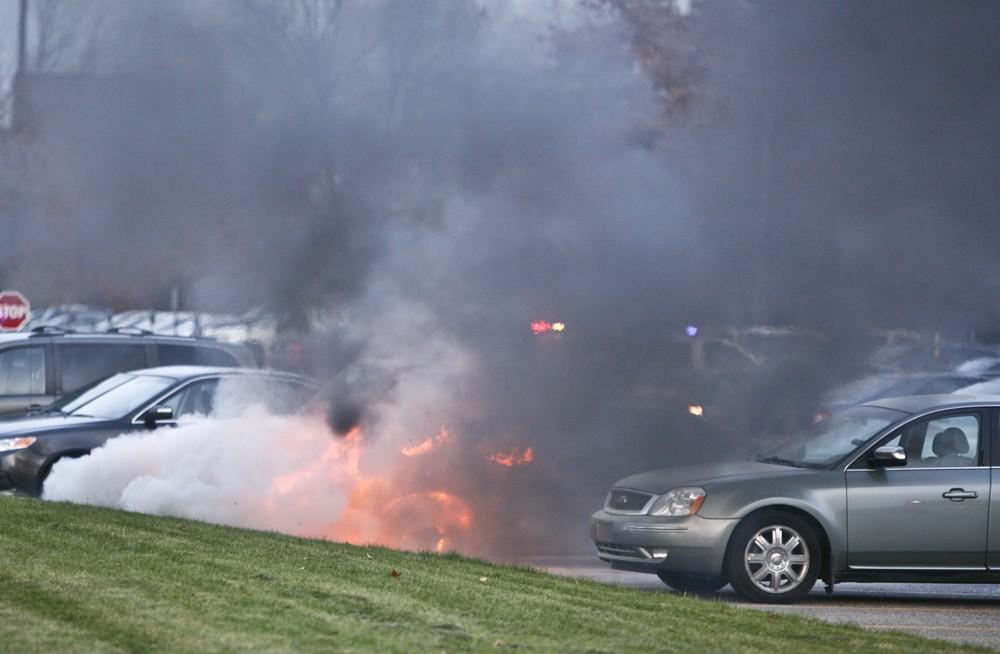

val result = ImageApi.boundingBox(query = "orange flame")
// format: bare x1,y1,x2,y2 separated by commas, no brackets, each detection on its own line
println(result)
400,427,450,457
488,446,534,467
255,421,479,553
328,481,473,552
270,426,362,496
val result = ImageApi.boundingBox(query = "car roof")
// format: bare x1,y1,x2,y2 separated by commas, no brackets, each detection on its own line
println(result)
0,333,34,344
0,331,236,346
863,394,1000,414
127,365,313,384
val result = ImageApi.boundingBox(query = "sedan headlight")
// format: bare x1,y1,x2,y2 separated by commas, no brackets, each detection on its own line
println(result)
0,436,36,454
648,487,706,516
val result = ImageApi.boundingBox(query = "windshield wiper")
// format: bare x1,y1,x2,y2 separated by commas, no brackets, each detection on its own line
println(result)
756,455,811,468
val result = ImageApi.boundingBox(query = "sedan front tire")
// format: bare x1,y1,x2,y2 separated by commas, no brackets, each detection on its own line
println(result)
724,510,820,603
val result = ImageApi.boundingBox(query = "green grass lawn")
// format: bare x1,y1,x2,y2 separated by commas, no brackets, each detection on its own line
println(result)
0,496,986,653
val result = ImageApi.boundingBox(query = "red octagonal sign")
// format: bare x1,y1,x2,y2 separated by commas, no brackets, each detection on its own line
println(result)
0,291,31,331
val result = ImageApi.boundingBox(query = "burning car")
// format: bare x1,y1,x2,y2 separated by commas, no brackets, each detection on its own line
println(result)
593,395,1000,603
0,366,315,496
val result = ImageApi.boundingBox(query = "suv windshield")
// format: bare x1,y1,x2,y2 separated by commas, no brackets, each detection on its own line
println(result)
63,374,175,420
759,406,906,469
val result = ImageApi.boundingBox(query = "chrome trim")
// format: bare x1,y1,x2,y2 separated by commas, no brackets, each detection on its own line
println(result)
604,488,657,516
847,466,989,472
623,524,688,532
842,403,997,471
848,565,986,571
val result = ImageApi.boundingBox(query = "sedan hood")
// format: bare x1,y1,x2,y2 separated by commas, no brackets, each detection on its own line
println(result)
613,461,803,495
0,414,112,437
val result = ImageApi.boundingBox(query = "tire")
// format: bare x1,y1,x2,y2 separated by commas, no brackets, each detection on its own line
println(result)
656,571,727,594
724,510,821,604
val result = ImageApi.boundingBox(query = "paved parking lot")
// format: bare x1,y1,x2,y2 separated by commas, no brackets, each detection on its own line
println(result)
526,557,1000,649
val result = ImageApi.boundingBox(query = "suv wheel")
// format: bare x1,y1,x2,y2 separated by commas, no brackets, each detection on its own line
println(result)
656,571,726,594
725,510,820,604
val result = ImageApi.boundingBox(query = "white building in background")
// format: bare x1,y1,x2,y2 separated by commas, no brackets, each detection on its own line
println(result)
26,305,277,345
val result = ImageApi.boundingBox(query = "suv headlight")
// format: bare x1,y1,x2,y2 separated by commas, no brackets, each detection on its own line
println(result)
0,436,36,454
647,487,706,516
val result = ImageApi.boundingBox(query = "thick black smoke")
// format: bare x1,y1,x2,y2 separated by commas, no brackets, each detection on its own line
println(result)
4,1,1000,555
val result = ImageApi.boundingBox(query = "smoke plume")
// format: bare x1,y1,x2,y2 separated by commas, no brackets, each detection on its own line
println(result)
8,0,1000,555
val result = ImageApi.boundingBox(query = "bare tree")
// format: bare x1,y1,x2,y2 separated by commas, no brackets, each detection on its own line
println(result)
27,0,110,74
601,0,717,128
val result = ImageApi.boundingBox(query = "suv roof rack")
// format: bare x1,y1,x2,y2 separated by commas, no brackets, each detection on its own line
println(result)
29,326,76,336
105,327,154,336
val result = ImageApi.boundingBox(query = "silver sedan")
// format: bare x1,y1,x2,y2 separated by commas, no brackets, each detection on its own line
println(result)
592,395,1000,603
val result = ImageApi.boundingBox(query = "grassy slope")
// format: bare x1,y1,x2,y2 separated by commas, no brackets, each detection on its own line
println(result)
0,497,986,654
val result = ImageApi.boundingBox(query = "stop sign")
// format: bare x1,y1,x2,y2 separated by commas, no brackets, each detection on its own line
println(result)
0,291,31,331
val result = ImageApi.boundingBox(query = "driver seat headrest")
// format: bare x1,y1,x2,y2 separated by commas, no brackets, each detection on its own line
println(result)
932,427,969,457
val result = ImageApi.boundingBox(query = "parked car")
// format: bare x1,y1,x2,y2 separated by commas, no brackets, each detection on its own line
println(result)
953,378,1000,395
870,340,1000,372
0,329,257,416
592,395,1000,603
819,371,989,414
0,366,315,496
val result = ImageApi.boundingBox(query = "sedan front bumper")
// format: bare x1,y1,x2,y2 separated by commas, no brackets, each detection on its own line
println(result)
591,510,739,576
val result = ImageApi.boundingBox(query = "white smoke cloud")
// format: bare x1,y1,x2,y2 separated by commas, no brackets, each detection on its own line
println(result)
43,410,355,537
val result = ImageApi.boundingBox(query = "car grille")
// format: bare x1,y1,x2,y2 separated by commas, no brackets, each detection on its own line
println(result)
605,488,653,514
595,542,649,559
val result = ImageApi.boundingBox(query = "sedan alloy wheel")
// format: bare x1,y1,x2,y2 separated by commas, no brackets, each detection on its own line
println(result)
725,510,821,603
744,524,809,594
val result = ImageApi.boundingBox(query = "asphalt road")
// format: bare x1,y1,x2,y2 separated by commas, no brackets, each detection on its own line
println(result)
524,556,1000,649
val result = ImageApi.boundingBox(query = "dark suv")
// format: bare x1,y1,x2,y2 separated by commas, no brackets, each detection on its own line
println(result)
0,329,256,415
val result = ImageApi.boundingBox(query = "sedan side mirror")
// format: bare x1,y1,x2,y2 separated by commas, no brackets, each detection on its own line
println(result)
143,405,175,429
869,445,907,468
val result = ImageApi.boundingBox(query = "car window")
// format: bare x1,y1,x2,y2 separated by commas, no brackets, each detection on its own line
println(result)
879,413,981,468
59,374,132,414
194,348,239,367
263,380,314,414
158,344,240,367
0,346,45,396
761,406,903,468
68,375,175,420
60,344,147,393
212,377,314,417
159,379,219,419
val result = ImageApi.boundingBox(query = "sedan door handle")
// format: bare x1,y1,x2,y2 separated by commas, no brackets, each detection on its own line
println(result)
942,488,978,501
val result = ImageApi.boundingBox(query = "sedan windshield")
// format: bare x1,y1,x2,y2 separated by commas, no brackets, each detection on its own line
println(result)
759,406,906,469
62,374,175,420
